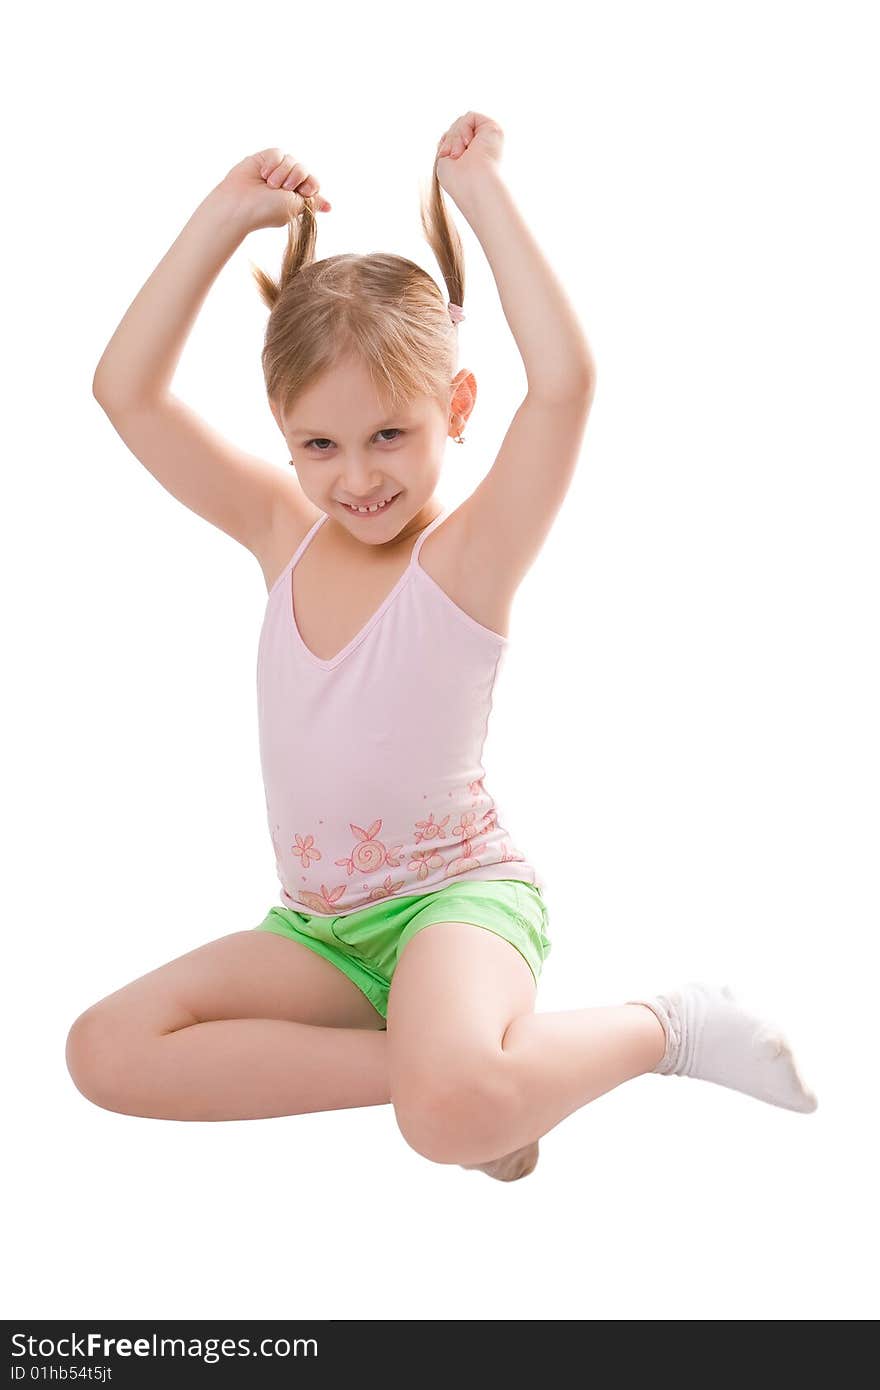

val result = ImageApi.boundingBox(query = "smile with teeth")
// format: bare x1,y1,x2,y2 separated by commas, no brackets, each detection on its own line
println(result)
340,493,400,514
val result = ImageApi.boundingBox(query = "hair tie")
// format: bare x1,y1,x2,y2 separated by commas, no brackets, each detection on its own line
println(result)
448,302,465,324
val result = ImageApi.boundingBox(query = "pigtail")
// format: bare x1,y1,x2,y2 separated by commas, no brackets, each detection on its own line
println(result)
250,196,319,311
420,164,465,315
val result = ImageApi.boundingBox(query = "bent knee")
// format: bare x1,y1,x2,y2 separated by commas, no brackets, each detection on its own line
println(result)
393,1067,516,1165
65,1007,133,1113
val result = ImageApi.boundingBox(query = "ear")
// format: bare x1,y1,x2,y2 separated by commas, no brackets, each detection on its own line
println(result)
451,370,477,424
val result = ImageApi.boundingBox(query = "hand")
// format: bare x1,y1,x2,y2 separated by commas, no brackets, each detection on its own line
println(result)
435,111,504,197
214,148,332,233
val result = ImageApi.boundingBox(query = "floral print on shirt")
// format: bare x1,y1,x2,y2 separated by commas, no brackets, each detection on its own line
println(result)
278,776,526,911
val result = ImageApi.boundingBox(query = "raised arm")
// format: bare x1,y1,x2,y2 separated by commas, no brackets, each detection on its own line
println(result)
435,114,597,612
93,161,320,558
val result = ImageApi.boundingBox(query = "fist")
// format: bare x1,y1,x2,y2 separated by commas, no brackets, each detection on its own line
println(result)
217,148,332,232
435,111,504,195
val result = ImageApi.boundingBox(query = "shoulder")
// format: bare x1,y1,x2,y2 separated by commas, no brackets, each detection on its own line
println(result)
431,390,595,623
253,478,323,593
417,502,514,639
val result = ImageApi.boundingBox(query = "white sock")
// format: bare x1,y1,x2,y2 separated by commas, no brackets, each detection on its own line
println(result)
628,982,818,1113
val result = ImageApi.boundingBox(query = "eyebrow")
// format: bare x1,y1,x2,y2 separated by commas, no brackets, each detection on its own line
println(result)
288,416,415,437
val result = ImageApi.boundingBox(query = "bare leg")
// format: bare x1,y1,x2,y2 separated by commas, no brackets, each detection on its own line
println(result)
66,929,539,1178
67,925,648,1181
498,1003,666,1139
456,1007,663,1180
66,930,390,1121
387,923,667,1167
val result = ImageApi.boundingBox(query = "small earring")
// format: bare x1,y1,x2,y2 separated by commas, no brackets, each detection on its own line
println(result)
455,432,465,444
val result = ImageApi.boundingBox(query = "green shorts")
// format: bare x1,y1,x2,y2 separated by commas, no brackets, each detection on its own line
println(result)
253,878,551,1025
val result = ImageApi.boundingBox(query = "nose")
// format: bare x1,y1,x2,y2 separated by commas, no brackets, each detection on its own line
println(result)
340,461,385,495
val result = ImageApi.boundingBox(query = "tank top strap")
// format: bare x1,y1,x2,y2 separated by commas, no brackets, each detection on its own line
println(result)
296,511,329,561
268,511,328,598
409,508,449,567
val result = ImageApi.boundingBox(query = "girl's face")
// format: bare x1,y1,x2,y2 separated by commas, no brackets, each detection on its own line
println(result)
272,354,475,544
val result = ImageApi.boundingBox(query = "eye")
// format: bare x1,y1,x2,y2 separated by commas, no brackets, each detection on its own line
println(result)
302,429,404,452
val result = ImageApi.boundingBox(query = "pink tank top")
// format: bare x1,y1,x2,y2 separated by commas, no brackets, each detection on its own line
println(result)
256,507,542,916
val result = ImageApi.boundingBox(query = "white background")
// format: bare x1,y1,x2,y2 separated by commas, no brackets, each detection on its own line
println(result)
3,0,877,1322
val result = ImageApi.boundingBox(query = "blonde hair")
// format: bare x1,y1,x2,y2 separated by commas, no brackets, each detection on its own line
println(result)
250,164,465,420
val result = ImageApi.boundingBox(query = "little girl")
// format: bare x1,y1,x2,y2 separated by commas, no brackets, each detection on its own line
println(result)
70,112,817,1182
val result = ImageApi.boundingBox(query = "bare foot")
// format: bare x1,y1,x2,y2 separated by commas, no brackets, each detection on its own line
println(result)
460,1140,540,1182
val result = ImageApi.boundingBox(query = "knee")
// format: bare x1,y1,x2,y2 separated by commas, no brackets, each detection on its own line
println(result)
65,1006,130,1113
393,1064,517,1166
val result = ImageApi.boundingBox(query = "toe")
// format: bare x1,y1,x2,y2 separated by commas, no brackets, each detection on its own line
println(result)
462,1140,540,1181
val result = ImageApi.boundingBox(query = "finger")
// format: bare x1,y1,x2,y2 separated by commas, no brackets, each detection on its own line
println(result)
268,155,298,187
295,191,332,212
444,120,469,157
292,172,321,196
458,120,476,152
266,154,298,188
282,164,315,192
262,157,292,186
257,147,285,177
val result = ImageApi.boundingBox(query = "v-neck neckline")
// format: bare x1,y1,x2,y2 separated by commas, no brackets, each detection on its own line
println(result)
286,508,448,670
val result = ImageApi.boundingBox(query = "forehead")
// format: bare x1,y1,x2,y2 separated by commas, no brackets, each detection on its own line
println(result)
284,381,431,434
